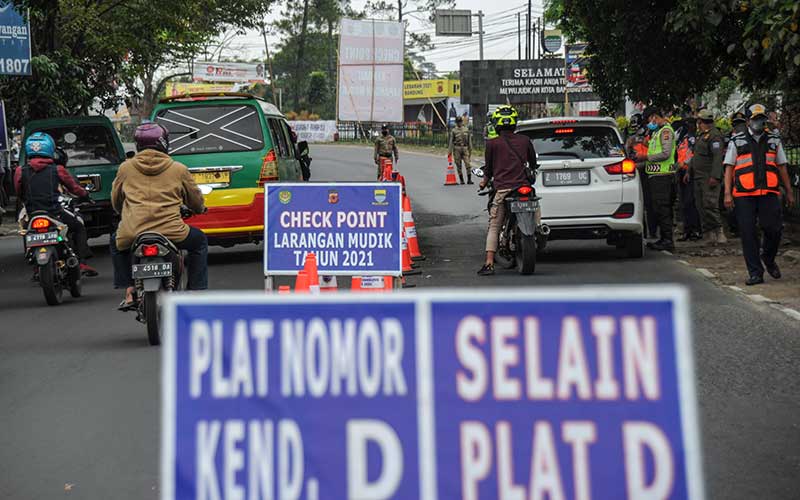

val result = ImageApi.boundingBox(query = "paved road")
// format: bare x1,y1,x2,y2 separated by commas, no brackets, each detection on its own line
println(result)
1,144,798,499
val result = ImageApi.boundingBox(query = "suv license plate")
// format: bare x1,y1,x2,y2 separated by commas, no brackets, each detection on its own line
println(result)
510,200,538,213
132,262,173,279
25,231,59,246
543,170,591,186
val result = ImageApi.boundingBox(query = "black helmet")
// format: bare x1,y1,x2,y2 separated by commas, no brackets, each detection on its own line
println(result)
629,113,643,128
54,147,69,166
731,111,746,125
380,123,389,131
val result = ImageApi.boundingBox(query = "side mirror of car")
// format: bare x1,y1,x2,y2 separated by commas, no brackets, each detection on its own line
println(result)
126,151,135,159
296,140,309,158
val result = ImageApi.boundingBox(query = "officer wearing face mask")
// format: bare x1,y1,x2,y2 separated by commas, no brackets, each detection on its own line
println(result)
643,107,677,251
723,103,797,286
374,124,398,180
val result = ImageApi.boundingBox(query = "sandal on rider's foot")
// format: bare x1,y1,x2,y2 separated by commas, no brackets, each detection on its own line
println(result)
80,264,99,277
477,264,495,276
118,298,137,312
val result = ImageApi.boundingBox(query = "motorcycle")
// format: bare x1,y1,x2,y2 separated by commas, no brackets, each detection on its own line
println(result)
473,167,549,275
20,196,85,305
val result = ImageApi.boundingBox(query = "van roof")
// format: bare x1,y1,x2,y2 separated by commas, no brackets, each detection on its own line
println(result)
157,93,283,117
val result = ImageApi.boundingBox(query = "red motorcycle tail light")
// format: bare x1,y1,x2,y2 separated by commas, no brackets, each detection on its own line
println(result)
518,186,533,195
31,218,50,230
142,245,159,257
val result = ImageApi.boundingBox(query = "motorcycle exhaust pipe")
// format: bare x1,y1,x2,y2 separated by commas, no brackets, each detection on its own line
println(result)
66,256,79,268
540,224,551,236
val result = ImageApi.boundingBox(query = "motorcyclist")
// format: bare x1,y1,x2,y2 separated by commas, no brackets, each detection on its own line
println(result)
478,104,537,276
14,132,98,276
110,122,207,310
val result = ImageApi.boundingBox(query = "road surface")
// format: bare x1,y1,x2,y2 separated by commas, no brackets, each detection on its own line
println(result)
0,144,798,499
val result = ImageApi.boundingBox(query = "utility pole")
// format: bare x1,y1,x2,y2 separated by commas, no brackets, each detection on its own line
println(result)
527,0,532,59
398,0,402,22
260,22,277,106
517,13,521,60
477,10,484,60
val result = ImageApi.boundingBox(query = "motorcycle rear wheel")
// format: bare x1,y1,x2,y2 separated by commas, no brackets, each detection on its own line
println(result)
516,234,537,275
144,291,160,346
40,260,63,306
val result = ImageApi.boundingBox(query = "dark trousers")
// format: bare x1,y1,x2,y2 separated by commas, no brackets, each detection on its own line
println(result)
648,174,675,242
639,168,658,237
677,172,701,233
110,226,208,290
57,209,90,261
734,194,783,278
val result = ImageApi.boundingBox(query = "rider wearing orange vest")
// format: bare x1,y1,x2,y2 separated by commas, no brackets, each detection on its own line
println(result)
723,104,796,285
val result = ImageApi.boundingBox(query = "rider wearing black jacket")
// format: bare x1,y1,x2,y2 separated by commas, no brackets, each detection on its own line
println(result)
478,105,537,276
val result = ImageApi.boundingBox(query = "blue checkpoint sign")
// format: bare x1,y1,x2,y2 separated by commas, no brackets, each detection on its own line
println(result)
264,182,403,276
0,5,32,76
161,287,704,500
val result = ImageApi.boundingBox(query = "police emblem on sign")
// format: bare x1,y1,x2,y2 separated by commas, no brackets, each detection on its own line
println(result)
373,189,387,206
278,190,292,204
328,190,339,204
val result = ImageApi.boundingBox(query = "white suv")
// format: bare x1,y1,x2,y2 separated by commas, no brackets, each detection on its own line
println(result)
515,117,644,258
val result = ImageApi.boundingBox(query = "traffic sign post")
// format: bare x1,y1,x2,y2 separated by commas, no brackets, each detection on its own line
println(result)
0,5,32,76
263,182,404,290
161,287,704,499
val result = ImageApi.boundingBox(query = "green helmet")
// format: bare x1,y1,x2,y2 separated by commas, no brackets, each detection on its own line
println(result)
492,105,519,128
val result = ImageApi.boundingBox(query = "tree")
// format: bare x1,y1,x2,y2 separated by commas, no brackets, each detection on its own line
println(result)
307,71,329,114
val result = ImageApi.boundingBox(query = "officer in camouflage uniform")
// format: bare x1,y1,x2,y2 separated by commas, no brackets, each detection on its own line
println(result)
449,116,473,184
691,109,726,243
374,124,398,180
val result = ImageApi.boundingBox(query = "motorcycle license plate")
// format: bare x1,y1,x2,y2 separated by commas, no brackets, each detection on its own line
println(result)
510,200,538,213
25,231,59,247
132,262,173,279
543,170,591,186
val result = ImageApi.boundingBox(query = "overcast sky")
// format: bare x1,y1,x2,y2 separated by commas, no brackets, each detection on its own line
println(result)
230,1,546,74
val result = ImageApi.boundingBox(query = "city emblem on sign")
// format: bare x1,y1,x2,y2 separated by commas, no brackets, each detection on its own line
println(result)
373,188,388,205
278,190,292,204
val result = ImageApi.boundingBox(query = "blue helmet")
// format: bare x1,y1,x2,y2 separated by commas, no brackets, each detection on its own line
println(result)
25,132,56,159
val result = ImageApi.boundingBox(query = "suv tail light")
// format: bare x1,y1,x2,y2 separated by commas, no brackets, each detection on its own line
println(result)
612,203,635,219
604,159,636,175
258,149,279,184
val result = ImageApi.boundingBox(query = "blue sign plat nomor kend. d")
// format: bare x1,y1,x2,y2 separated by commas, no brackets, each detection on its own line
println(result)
161,286,705,500
0,4,31,76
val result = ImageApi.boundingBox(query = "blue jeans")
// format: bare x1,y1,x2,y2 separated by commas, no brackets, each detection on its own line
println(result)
110,226,208,290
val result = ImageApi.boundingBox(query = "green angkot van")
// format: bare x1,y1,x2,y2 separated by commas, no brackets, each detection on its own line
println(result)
20,116,128,238
151,93,304,246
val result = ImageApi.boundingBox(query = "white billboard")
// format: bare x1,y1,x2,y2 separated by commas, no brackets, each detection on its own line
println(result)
193,61,267,83
337,19,404,123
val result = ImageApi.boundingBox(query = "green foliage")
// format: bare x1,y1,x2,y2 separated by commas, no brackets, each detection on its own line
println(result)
307,71,329,113
615,116,629,131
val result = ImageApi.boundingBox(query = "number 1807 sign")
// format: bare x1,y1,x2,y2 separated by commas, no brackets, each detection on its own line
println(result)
0,5,32,76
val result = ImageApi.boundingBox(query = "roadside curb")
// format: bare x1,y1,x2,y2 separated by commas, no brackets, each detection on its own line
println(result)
675,259,800,323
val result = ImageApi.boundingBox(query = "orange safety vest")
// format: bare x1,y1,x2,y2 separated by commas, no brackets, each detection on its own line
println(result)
730,131,781,197
676,136,694,170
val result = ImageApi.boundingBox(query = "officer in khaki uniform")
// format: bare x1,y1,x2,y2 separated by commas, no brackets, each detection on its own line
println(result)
374,124,398,180
449,116,473,184
690,109,726,243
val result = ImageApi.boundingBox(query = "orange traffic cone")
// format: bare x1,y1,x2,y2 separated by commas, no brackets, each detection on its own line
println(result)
397,174,407,195
403,194,425,261
444,154,458,186
294,270,310,293
278,285,291,295
401,275,416,288
303,253,321,294
380,157,394,181
351,276,393,292
320,275,338,293
402,228,421,276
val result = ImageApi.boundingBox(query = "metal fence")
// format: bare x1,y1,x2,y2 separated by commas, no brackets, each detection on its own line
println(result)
336,121,486,150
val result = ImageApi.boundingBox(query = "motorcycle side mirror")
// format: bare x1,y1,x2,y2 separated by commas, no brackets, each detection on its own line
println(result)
126,151,135,159
471,167,485,178
198,185,213,195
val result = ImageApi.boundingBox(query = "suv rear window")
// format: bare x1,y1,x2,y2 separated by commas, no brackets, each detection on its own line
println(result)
519,126,624,160
38,125,120,166
155,104,264,155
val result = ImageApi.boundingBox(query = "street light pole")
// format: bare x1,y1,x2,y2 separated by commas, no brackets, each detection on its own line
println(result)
477,10,484,60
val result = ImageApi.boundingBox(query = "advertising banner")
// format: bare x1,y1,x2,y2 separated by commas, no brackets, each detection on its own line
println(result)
338,18,404,123
0,4,31,76
403,79,461,100
566,43,592,91
193,61,267,83
162,287,704,500
460,59,598,104
165,82,253,96
264,182,403,276
287,121,338,143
